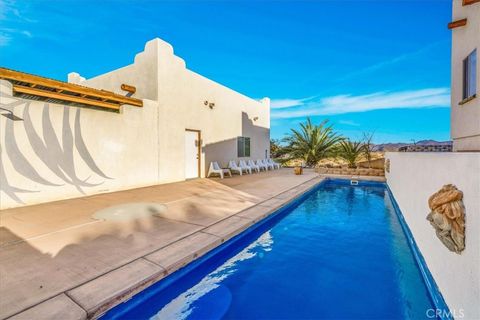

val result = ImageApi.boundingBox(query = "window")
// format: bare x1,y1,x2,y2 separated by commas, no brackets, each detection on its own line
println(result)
237,137,250,157
462,49,477,101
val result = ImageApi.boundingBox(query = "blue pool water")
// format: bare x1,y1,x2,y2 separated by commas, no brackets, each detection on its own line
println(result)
102,179,436,320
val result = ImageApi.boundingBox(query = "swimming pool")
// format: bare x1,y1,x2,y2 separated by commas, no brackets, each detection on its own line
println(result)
102,179,444,319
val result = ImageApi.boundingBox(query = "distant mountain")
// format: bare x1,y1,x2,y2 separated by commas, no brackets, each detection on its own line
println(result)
374,140,452,152
415,140,452,146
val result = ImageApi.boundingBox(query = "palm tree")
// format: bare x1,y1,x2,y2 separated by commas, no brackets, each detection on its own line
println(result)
336,139,364,168
281,118,343,167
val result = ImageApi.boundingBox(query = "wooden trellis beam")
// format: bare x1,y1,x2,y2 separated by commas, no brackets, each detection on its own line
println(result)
0,67,143,111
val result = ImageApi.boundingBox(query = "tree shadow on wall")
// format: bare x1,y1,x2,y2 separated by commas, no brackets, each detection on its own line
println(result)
0,100,111,204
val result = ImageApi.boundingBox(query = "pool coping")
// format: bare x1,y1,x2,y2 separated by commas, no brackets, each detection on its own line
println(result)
8,175,325,320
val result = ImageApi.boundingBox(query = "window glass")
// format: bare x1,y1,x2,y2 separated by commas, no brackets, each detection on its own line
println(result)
468,49,477,97
237,137,245,157
245,137,251,157
237,137,251,157
463,49,477,100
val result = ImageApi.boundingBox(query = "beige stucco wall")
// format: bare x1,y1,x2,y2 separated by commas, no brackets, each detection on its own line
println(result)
450,1,480,151
0,38,270,209
79,38,270,181
386,152,480,319
78,38,270,181
0,80,161,208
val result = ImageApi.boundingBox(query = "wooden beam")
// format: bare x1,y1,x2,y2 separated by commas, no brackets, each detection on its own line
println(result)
0,68,143,107
121,84,136,94
448,18,467,29
463,0,480,5
13,85,120,110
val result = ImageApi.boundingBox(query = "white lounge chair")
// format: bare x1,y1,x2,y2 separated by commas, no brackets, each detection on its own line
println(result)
247,159,260,173
260,159,274,170
267,158,281,169
238,160,253,174
228,160,244,175
256,159,269,171
207,162,232,179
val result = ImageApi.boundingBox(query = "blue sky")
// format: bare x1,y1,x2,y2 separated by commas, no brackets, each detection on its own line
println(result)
0,0,452,143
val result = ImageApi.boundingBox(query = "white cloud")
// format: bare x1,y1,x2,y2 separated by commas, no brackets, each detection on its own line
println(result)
0,0,34,46
337,41,445,82
270,98,305,109
271,88,450,119
270,97,314,109
0,33,11,46
0,0,6,20
338,120,360,126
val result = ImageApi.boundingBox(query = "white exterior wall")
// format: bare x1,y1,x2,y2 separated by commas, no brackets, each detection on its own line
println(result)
80,38,270,182
0,38,270,209
385,152,480,319
450,1,480,151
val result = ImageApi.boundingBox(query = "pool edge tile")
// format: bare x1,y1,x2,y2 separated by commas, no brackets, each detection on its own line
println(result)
66,259,166,319
235,205,273,222
7,294,86,320
202,215,255,241
145,232,222,274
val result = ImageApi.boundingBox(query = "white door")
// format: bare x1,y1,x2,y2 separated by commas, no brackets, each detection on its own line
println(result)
185,130,199,179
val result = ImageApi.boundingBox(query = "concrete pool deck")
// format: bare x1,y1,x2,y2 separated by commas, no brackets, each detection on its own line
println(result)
0,168,323,319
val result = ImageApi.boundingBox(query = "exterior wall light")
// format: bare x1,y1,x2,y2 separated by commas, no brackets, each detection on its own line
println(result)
253,116,259,121
0,107,23,121
204,100,215,109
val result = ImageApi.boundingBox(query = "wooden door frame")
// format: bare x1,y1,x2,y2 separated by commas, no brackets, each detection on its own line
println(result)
185,128,201,178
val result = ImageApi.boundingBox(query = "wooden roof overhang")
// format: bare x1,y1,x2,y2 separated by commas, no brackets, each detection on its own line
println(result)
0,67,143,111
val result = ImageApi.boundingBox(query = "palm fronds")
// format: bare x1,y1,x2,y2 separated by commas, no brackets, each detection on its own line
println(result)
335,139,364,168
280,118,343,167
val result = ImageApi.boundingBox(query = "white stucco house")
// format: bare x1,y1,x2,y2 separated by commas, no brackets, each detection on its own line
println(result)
0,38,270,209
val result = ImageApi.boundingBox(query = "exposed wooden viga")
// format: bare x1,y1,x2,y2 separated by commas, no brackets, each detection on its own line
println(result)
0,67,143,111
463,0,480,5
427,184,466,254
447,18,467,29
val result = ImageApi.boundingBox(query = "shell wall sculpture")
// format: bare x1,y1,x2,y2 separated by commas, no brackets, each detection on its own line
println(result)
427,184,466,254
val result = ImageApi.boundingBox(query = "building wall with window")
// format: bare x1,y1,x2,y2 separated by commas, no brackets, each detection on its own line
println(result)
73,38,271,182
0,38,270,209
450,1,480,151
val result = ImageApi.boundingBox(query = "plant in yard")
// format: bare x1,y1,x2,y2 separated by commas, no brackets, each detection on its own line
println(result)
362,132,375,168
336,139,364,168
280,118,343,167
270,139,282,158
